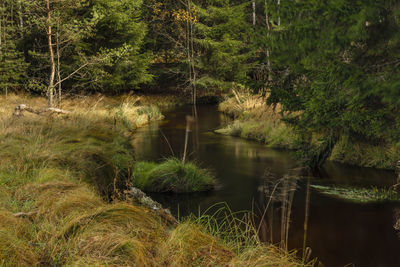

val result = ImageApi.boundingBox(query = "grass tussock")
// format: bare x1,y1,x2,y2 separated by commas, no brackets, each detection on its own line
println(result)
0,94,310,266
217,90,301,149
133,158,216,193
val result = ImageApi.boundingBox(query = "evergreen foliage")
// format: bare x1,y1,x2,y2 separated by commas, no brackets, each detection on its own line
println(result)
194,0,254,91
264,0,400,167
0,0,399,167
0,0,28,94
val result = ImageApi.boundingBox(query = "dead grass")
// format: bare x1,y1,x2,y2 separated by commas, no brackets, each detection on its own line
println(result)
0,93,310,267
217,90,301,149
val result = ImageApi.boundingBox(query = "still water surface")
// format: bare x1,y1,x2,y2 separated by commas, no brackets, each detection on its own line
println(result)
131,105,400,267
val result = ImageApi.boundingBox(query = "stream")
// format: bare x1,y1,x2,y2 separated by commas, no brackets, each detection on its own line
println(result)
131,105,400,267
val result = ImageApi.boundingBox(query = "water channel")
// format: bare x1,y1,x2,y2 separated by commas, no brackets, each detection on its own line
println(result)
131,105,400,267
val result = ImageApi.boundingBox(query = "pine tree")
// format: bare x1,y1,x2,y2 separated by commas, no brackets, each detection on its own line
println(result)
266,0,400,167
0,0,28,96
194,0,254,92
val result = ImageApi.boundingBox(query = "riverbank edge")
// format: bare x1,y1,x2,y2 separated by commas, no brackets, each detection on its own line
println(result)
0,94,309,266
216,96,400,171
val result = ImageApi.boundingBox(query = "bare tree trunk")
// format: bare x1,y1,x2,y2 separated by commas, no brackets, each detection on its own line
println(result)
265,0,270,30
252,0,256,26
0,2,3,50
189,0,196,106
265,0,272,83
56,17,62,107
19,0,23,31
186,0,192,98
46,0,56,107
1,1,5,97
277,0,281,26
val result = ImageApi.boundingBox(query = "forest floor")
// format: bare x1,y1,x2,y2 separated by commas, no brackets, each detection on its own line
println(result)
217,91,400,170
0,94,311,266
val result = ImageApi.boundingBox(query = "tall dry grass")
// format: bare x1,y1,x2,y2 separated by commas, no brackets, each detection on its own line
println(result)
0,94,312,266
217,90,301,149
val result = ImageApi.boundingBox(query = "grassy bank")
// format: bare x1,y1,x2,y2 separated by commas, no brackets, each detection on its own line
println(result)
216,91,301,150
217,91,400,170
0,94,310,266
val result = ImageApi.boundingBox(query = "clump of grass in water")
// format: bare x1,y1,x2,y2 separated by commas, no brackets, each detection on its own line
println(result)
311,185,400,203
133,158,216,193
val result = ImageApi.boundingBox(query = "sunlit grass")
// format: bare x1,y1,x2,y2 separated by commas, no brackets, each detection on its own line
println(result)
133,158,216,193
217,91,301,149
0,94,311,266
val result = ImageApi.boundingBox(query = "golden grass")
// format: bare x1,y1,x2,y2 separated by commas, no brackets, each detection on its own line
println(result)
0,94,311,266
217,90,301,149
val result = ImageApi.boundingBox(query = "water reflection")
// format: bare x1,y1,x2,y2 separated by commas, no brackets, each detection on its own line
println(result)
131,105,400,267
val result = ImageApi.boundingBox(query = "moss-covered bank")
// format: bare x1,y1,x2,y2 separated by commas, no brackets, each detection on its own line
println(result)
0,94,310,266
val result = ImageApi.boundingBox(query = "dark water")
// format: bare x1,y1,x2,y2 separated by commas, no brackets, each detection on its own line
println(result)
131,105,400,267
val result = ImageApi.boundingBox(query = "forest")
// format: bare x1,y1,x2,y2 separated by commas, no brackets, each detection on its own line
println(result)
2,0,400,167
1,0,400,266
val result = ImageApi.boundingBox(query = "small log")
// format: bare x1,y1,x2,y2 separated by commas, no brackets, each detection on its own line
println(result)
13,104,70,116
13,211,37,218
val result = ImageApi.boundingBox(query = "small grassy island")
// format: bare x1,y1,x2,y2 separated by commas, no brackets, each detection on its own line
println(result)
134,158,216,193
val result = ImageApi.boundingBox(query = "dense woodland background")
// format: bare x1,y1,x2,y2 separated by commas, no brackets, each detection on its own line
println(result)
1,0,400,166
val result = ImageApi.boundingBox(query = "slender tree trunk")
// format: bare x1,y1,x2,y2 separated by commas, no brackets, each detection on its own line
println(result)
189,0,196,106
0,2,3,51
186,0,192,98
1,2,5,96
56,17,62,107
277,0,281,26
46,0,56,107
265,0,270,30
252,0,256,26
18,0,23,37
265,0,272,83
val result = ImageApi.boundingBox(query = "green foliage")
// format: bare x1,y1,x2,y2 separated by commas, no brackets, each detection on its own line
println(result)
329,135,400,169
80,0,153,92
264,0,400,167
0,1,28,94
133,158,216,193
194,1,254,92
